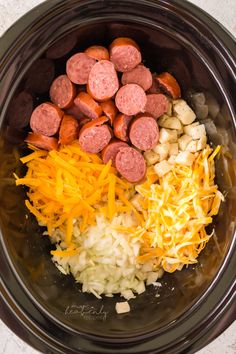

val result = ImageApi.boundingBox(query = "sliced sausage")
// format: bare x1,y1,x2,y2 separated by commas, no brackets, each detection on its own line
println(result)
59,115,79,145
115,146,146,183
25,58,55,94
50,75,76,109
79,117,90,128
102,139,128,164
84,45,109,61
110,37,142,72
155,72,181,99
8,91,33,128
65,103,84,120
79,117,112,153
66,53,96,84
25,133,58,151
30,102,63,136
115,84,147,116
147,74,161,94
74,92,102,120
46,34,77,59
113,113,133,141
121,64,152,91
100,100,118,125
145,94,169,118
129,115,159,151
88,60,119,101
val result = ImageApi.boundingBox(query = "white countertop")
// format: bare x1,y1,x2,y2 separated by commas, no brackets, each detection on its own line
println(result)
0,0,235,353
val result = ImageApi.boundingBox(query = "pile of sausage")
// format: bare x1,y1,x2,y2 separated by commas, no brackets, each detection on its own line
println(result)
26,37,181,183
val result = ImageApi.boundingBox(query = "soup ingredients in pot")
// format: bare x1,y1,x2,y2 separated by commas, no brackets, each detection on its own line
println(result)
15,38,224,311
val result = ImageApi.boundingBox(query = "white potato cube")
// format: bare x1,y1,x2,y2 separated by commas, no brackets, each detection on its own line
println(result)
159,128,178,144
175,151,195,166
153,143,169,161
115,301,130,314
178,134,192,151
143,150,160,165
186,140,198,153
167,102,172,116
173,99,196,125
177,126,184,136
197,135,207,151
154,160,173,177
169,143,178,155
168,155,176,165
158,115,182,130
183,123,206,139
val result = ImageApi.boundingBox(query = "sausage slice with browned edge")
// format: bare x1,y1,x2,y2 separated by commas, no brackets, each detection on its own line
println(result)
113,113,133,141
50,75,76,109
84,45,110,61
121,65,152,91
59,115,79,145
110,37,142,72
88,60,119,101
115,146,146,183
100,100,118,125
79,116,112,153
115,84,147,116
102,139,128,165
147,74,161,94
155,72,181,99
25,133,58,151
74,92,102,120
129,115,159,150
66,53,96,84
30,102,63,136
145,94,169,119
65,103,84,120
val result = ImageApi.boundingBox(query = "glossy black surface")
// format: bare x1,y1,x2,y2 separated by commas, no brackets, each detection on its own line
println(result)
0,0,235,353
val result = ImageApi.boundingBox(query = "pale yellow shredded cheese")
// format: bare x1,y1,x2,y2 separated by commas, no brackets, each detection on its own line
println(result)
135,145,224,272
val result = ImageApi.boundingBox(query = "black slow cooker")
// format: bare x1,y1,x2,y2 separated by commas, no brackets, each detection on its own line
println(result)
0,1,235,353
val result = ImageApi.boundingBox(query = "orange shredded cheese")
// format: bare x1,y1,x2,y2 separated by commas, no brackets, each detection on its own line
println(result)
16,142,137,249
135,145,224,272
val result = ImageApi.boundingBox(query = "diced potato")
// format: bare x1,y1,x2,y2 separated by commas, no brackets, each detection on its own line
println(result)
167,102,172,116
175,151,195,166
197,135,207,151
184,123,206,139
168,155,176,165
169,143,178,155
178,134,192,151
158,115,182,130
173,99,196,125
143,150,160,165
130,195,143,212
186,140,198,153
159,128,178,144
177,125,184,136
153,143,169,161
115,301,130,314
154,160,173,177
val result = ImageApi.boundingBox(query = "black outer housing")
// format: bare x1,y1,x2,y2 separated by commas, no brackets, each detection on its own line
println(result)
0,1,235,353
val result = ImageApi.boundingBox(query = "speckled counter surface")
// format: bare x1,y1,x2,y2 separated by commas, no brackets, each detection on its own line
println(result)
0,0,235,353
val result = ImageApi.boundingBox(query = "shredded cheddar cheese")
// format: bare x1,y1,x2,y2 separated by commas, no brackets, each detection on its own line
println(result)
135,145,224,272
16,142,138,248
